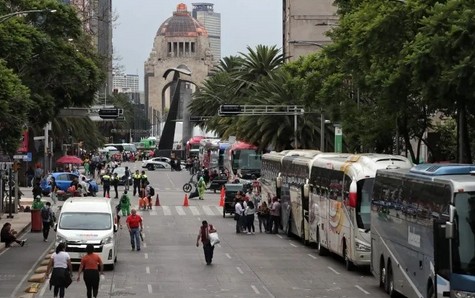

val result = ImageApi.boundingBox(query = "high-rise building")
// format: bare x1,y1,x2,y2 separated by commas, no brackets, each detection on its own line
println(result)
112,74,140,94
192,3,221,63
283,0,338,61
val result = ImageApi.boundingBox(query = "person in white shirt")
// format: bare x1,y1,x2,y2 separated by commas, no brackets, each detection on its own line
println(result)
79,177,89,197
244,201,256,234
47,243,72,298
234,191,247,233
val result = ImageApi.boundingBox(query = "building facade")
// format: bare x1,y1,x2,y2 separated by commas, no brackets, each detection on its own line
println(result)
283,0,338,61
112,73,140,94
192,3,221,63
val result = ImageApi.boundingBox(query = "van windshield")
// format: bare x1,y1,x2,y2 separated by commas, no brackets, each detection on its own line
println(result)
59,212,111,230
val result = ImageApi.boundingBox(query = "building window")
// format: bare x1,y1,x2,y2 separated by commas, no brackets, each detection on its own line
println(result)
191,42,195,53
185,42,190,56
179,42,184,57
168,42,172,56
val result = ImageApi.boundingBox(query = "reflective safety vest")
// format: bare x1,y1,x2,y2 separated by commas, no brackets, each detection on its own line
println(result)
102,174,111,186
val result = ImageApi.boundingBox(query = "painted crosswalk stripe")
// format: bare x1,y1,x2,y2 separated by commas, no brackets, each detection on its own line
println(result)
212,206,222,214
189,206,200,216
202,206,215,216
175,206,186,215
149,210,157,216
162,206,172,216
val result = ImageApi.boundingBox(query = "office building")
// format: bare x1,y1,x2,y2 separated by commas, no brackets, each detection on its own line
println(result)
192,3,221,63
113,74,140,94
283,0,338,61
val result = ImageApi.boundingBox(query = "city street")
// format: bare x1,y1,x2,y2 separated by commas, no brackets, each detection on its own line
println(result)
3,162,388,298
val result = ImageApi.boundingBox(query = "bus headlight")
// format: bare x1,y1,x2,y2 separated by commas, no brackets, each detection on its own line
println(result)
102,236,113,244
355,240,370,252
453,291,475,298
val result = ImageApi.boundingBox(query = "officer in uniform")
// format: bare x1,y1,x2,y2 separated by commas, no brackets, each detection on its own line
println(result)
102,171,111,198
111,172,120,199
140,171,148,195
132,170,141,196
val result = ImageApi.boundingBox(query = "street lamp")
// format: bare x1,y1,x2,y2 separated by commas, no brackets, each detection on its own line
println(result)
0,9,56,24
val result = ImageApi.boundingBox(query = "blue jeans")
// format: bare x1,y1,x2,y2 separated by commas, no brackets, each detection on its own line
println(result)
129,228,141,250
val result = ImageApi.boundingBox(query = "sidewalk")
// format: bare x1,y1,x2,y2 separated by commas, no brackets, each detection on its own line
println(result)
0,187,60,252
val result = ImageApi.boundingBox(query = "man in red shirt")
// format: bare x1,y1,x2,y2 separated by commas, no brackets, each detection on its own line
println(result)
126,209,143,251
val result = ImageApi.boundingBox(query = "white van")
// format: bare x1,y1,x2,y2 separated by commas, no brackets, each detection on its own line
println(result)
55,197,118,269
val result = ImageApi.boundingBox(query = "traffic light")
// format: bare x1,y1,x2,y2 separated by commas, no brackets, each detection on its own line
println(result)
219,105,242,116
12,161,21,172
99,108,123,120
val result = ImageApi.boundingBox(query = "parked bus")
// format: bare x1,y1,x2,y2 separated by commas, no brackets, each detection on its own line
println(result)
224,141,262,180
198,138,220,169
104,143,137,153
185,136,204,159
371,164,475,298
308,153,413,270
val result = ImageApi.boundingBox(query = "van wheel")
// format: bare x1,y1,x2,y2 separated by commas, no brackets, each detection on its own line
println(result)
107,263,115,270
427,282,435,298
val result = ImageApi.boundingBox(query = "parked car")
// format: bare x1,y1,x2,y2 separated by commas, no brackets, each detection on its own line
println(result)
142,157,171,169
40,172,99,196
142,158,172,171
111,166,132,186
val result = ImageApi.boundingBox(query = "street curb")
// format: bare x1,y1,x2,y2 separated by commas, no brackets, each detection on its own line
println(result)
0,221,31,254
21,248,54,296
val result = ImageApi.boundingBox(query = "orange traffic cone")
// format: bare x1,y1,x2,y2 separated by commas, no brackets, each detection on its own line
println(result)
219,186,225,207
155,194,160,206
183,194,189,207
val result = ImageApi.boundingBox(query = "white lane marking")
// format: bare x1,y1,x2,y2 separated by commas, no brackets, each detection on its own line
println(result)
189,206,200,216
276,234,283,239
176,206,186,215
146,266,150,274
289,243,298,247
355,285,370,295
166,173,176,188
225,253,232,259
213,206,222,214
327,266,340,275
162,206,172,216
307,254,317,259
144,253,149,259
251,285,261,294
143,242,147,248
202,205,215,216
148,284,153,294
262,285,275,298
236,267,244,274
146,225,150,229
149,210,157,216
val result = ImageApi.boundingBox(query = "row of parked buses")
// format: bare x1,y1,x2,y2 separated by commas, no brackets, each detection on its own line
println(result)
260,150,475,298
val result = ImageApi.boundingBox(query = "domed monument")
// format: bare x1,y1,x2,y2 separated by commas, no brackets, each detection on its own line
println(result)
145,3,213,148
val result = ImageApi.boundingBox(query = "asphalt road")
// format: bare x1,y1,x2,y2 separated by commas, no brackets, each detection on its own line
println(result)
3,161,391,298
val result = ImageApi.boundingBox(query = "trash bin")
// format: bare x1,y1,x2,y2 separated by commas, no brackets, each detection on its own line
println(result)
31,209,42,232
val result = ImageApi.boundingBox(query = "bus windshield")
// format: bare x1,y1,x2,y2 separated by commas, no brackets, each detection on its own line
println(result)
232,150,262,170
356,178,373,230
454,192,475,275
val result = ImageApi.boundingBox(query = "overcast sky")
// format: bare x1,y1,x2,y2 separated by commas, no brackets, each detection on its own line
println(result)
113,0,282,88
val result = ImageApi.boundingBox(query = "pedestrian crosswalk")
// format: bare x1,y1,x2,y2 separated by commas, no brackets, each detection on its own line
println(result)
133,205,223,217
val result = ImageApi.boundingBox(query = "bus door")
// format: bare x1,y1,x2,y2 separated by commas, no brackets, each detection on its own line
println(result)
302,182,310,244
433,219,450,298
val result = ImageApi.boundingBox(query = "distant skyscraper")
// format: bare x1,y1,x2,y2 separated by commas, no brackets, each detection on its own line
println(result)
192,3,221,63
113,74,140,94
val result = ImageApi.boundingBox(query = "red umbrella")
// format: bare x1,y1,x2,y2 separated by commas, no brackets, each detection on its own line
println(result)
56,155,83,164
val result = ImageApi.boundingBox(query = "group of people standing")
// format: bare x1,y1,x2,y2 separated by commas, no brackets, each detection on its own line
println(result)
235,192,281,234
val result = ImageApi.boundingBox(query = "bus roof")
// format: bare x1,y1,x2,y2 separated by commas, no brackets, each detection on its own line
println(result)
409,163,475,176
229,141,258,151
187,136,205,145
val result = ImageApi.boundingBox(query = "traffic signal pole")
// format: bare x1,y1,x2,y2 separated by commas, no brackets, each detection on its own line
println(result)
218,105,304,149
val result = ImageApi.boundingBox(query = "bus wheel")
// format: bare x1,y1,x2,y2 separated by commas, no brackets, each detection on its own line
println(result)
317,230,328,256
343,242,354,271
379,259,386,289
386,262,396,297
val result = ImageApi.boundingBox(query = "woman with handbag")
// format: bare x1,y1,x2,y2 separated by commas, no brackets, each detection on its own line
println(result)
47,243,72,298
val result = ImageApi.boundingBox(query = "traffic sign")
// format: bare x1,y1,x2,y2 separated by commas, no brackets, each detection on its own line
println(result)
219,105,242,116
13,155,27,160
98,108,119,119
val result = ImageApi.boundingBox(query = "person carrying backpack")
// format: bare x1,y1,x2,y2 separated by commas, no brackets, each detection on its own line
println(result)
41,202,54,242
120,191,131,217
145,182,154,210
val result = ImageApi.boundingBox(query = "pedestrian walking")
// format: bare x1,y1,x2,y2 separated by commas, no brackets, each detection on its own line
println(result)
126,209,143,251
197,176,206,200
50,176,58,205
41,202,55,242
124,166,130,191
111,172,120,199
120,191,131,216
77,244,104,298
101,171,111,198
196,220,216,265
115,202,122,229
47,243,72,298
132,170,141,196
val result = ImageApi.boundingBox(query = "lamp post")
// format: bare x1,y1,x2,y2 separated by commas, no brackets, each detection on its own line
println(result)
0,9,56,24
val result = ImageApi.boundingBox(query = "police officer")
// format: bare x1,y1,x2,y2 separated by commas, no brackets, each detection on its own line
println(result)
132,170,141,196
101,171,111,198
140,171,148,191
111,172,120,199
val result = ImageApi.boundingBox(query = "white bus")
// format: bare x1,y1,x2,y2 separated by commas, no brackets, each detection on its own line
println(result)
308,153,413,270
371,164,475,298
104,143,137,153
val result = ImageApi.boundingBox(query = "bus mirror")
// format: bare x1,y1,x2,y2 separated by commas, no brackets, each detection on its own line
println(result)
303,182,310,198
445,222,454,239
276,174,282,188
349,180,357,208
